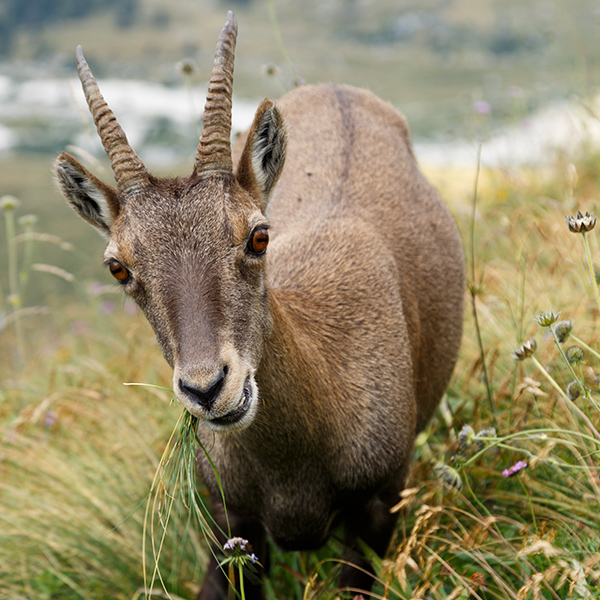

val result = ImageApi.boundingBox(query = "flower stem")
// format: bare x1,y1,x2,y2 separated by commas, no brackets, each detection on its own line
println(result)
266,0,297,80
581,231,600,313
531,356,600,441
571,334,600,362
468,144,497,426
517,475,537,533
3,206,23,363
549,326,587,394
238,563,246,600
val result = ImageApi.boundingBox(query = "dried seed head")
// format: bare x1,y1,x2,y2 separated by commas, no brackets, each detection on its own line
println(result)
260,63,281,77
565,210,596,233
475,427,497,451
433,463,463,490
0,195,20,211
566,381,582,401
458,424,475,452
566,345,584,364
18,214,38,228
534,310,560,327
177,58,196,76
452,453,467,468
553,319,573,344
512,338,537,361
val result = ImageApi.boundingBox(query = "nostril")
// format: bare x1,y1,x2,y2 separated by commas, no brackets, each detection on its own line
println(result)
179,369,226,411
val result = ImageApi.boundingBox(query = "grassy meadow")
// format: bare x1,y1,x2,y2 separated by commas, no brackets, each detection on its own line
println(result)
2,0,600,598
2,147,600,600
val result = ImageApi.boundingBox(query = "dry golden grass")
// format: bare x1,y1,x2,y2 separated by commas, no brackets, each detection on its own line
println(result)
1,151,600,598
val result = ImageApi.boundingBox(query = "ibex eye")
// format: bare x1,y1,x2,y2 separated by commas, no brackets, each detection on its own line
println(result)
248,227,269,255
107,259,130,283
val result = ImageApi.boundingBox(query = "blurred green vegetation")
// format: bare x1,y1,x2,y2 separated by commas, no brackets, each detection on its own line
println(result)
1,1,600,598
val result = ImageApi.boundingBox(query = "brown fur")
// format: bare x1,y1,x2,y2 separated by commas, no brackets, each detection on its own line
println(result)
54,21,464,600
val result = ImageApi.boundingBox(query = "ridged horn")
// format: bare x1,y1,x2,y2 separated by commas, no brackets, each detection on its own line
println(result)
76,46,149,193
195,11,237,177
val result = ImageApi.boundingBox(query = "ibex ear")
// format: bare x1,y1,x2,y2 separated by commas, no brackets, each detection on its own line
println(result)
54,152,121,237
236,99,287,211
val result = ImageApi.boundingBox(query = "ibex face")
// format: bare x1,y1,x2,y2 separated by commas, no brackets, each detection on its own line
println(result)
54,12,287,430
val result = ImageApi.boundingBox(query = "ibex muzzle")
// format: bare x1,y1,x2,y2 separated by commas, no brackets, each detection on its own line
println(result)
55,11,465,599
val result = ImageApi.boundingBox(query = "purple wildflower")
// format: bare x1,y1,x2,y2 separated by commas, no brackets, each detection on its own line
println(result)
223,537,258,564
473,100,492,116
88,281,106,296
44,410,58,428
100,300,116,315
502,460,527,478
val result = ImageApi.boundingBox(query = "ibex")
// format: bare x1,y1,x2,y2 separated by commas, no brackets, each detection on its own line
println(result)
54,12,464,600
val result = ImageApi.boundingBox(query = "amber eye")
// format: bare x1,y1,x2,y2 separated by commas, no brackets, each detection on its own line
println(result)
107,259,130,283
248,227,269,255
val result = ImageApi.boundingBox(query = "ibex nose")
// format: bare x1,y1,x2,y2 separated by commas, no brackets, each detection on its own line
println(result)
179,368,226,411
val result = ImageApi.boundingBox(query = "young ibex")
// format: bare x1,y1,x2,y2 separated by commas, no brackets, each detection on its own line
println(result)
54,12,464,599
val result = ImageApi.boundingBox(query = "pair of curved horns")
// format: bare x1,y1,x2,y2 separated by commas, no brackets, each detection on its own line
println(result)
76,11,238,193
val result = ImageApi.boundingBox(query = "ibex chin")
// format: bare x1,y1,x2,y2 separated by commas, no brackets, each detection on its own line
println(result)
54,11,464,600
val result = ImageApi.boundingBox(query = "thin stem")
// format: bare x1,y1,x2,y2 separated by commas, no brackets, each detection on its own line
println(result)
530,354,600,502
548,328,600,416
5,207,19,305
238,563,246,600
517,475,537,533
468,144,497,425
581,231,600,313
531,356,600,440
19,222,35,297
4,207,23,363
266,0,297,80
549,327,586,393
572,334,600,362
183,71,201,141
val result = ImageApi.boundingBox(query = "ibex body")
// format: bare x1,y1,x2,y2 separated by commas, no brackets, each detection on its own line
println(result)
55,12,464,599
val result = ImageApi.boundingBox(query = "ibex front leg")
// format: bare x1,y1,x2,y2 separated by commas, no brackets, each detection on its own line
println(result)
338,488,402,596
197,502,268,600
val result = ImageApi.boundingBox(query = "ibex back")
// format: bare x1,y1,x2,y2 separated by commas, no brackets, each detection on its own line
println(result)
54,12,464,599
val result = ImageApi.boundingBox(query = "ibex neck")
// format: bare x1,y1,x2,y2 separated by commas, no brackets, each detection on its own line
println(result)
256,288,338,424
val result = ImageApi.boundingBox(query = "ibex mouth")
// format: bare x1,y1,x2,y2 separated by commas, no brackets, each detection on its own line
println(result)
207,378,254,430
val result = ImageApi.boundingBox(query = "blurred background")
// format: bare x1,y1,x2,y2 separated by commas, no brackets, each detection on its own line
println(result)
1,3,600,598
0,0,599,352
1,0,599,280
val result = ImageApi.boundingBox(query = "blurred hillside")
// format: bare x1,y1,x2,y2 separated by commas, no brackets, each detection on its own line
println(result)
0,0,598,290
1,0,599,138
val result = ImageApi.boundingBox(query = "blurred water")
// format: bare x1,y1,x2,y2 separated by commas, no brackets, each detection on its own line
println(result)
0,74,599,168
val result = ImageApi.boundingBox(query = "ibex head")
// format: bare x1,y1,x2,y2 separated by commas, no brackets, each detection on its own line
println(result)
54,12,288,430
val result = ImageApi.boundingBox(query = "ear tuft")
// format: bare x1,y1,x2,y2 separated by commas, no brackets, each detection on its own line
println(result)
236,99,287,209
54,152,121,237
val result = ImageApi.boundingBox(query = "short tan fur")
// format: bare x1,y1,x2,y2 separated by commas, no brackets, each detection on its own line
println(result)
54,12,464,599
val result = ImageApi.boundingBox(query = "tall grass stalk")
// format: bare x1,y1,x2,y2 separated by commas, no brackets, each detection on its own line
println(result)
468,145,496,425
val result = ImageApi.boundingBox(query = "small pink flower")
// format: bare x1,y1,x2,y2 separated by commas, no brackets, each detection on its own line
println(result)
44,410,58,428
88,281,106,296
123,300,138,315
502,460,527,477
473,100,492,116
100,300,116,315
